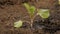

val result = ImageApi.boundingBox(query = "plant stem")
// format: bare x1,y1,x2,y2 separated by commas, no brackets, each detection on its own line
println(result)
30,14,37,28
30,19,33,28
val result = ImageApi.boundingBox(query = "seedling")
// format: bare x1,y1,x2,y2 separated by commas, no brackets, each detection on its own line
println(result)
14,3,50,28
24,3,50,28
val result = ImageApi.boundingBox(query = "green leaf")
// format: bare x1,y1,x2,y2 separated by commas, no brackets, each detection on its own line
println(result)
14,20,23,28
59,0,60,4
29,6,35,16
23,3,30,11
23,3,36,17
37,9,50,18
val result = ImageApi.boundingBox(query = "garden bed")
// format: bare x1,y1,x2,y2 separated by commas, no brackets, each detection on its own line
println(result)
0,0,60,34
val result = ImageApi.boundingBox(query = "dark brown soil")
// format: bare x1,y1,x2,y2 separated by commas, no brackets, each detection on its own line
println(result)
0,0,60,34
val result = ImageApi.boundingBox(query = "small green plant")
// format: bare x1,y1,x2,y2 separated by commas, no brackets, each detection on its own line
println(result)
14,3,50,28
24,3,50,27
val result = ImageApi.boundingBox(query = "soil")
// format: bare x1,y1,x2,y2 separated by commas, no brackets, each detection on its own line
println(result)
0,0,60,34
